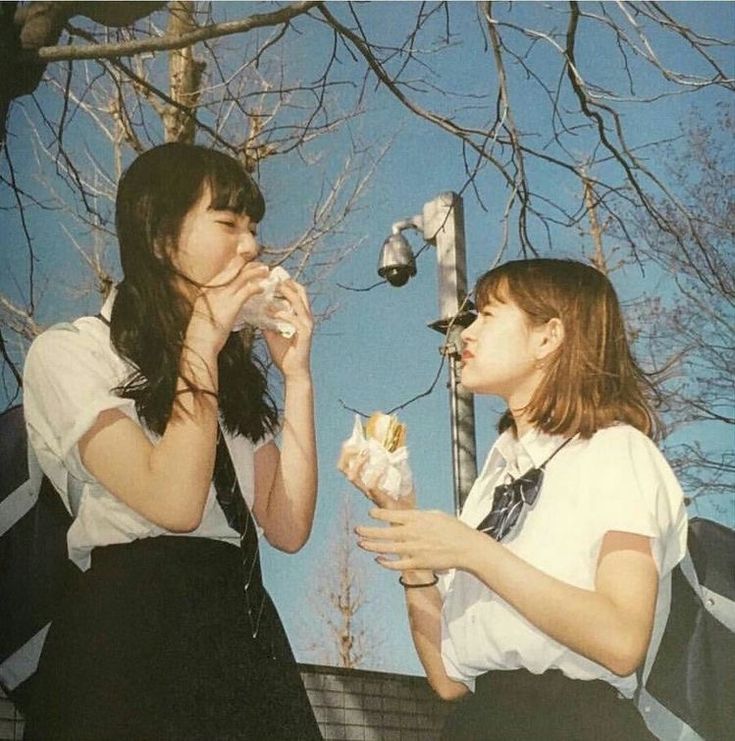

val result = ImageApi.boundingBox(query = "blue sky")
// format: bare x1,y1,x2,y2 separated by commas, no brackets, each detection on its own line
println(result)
1,2,733,675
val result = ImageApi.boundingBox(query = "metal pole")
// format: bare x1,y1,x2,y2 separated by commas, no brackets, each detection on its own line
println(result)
422,193,477,514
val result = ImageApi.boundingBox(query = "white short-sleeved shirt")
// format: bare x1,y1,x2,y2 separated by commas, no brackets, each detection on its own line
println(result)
23,292,271,572
439,425,688,698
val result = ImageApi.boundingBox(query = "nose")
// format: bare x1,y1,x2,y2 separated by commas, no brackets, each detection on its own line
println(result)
460,317,477,344
237,232,259,261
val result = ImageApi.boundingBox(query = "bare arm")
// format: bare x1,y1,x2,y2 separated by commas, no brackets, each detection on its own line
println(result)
401,572,469,701
254,376,317,552
79,259,268,531
463,528,657,676
336,450,468,700
252,280,317,552
359,510,658,678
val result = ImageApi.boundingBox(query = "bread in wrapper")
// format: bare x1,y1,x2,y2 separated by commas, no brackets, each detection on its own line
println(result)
364,412,406,453
339,413,412,500
231,265,295,336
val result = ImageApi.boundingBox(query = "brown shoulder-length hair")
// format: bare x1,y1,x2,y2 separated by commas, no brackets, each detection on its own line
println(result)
475,258,661,439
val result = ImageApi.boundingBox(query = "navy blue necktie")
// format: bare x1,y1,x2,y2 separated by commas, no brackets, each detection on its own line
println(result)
477,437,573,542
212,429,266,640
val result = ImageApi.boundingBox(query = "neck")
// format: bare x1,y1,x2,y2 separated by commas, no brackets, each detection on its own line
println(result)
507,375,544,439
513,414,534,439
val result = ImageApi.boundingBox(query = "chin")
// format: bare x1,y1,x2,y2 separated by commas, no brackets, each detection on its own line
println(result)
459,371,479,393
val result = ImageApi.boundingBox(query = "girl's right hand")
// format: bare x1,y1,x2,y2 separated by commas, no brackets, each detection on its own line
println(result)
186,258,269,356
337,446,417,511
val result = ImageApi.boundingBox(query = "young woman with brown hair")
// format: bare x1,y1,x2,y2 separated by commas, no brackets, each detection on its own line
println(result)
340,258,687,740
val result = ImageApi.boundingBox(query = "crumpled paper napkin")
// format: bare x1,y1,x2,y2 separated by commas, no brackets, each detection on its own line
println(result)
232,265,296,337
339,415,413,500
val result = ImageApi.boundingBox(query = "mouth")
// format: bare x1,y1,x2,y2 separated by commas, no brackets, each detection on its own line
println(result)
461,351,473,362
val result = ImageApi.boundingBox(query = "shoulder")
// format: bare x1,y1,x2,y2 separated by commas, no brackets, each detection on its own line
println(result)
575,423,682,494
587,422,652,446
577,424,686,518
24,316,124,405
579,425,688,574
26,316,111,371
581,423,664,465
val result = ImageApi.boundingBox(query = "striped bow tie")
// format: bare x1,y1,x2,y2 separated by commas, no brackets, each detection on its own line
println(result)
476,437,573,542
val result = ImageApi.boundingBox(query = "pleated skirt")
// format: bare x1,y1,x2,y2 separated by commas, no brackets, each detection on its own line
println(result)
24,536,322,741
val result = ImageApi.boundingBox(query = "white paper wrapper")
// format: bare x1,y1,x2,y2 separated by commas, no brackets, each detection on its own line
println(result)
232,265,296,337
340,415,413,500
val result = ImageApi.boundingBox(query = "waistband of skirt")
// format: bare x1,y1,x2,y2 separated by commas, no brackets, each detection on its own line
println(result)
89,535,241,573
475,667,624,704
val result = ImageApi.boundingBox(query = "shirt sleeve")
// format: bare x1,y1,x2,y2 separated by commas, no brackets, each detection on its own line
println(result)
583,426,688,578
254,432,275,452
23,322,138,490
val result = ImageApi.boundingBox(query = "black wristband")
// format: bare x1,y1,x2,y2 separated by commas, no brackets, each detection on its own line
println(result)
399,572,439,589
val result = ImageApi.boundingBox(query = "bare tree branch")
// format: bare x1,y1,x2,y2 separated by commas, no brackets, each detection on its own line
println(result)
31,1,322,62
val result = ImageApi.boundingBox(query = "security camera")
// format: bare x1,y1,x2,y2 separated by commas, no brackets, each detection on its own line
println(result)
378,233,417,287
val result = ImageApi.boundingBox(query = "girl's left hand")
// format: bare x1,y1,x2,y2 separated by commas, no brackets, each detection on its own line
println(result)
262,279,313,379
355,508,485,573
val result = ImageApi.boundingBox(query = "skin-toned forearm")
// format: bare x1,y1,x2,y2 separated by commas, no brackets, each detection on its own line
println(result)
145,343,220,528
262,375,317,551
459,529,657,676
402,571,469,701
80,342,220,532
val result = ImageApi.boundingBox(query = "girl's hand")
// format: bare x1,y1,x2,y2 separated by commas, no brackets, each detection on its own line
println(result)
337,447,416,511
355,508,485,572
262,279,314,381
186,258,269,355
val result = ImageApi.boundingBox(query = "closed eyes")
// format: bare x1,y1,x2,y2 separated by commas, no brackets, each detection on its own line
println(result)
215,219,257,238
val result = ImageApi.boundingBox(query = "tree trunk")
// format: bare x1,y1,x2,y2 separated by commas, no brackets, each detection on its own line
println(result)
164,1,204,144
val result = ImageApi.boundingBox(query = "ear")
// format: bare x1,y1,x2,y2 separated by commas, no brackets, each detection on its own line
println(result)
535,317,564,360
153,237,172,261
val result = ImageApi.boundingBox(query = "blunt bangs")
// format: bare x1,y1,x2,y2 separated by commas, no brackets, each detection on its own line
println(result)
205,157,265,223
475,269,512,309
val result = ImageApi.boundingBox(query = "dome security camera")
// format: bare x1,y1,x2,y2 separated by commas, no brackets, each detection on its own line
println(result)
377,233,417,287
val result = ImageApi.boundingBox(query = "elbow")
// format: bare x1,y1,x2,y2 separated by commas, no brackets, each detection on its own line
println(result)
601,635,649,677
166,515,204,534
156,497,206,533
162,511,204,533
278,540,305,554
270,525,312,554
606,652,645,678
265,510,315,553
430,677,469,702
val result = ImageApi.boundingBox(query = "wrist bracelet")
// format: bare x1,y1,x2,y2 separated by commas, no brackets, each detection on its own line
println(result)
399,572,438,589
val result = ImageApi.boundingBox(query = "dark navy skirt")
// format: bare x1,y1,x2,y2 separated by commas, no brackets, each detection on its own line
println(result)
25,536,321,740
442,667,655,741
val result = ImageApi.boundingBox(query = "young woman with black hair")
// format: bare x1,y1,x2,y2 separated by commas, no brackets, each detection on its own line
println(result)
340,259,687,740
23,143,321,740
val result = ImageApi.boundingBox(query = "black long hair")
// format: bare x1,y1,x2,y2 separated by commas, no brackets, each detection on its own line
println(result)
110,142,278,441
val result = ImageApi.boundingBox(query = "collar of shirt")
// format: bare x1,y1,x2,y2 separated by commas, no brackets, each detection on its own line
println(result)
483,426,571,479
100,287,116,322
461,427,570,529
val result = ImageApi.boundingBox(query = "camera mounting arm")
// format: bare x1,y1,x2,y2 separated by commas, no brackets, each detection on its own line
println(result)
389,215,423,236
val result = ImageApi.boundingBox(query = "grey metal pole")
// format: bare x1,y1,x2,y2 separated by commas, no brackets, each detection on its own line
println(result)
422,193,477,514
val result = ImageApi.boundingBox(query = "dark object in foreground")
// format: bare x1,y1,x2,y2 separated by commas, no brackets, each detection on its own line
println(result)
641,517,735,740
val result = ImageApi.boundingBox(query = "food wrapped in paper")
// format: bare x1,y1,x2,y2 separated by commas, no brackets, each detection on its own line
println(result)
339,413,413,500
232,265,296,337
